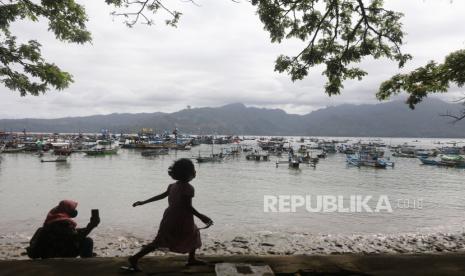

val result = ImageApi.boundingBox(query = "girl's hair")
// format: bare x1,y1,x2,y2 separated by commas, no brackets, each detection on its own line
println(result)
168,158,195,181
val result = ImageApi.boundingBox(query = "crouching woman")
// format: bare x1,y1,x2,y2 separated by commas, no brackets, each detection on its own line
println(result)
27,200,100,259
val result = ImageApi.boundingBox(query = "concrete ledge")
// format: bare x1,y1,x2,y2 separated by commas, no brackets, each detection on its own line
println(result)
1,253,465,276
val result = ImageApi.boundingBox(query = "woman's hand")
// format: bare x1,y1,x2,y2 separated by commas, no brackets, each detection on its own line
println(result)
88,216,100,228
199,214,213,226
132,201,144,207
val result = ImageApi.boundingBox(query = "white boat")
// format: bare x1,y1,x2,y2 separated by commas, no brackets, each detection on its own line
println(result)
41,155,68,163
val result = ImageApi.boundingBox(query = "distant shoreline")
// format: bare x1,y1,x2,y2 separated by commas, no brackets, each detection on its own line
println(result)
1,132,465,139
2,98,465,138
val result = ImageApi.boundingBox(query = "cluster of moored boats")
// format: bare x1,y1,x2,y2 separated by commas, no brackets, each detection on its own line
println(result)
1,130,465,169
0,129,242,163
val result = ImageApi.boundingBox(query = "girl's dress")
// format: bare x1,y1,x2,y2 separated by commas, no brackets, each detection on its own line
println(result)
153,182,201,253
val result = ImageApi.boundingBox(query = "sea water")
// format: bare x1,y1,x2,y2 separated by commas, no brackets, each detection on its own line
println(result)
1,137,465,243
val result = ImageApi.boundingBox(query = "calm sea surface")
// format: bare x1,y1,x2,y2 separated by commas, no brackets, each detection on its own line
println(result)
1,137,465,240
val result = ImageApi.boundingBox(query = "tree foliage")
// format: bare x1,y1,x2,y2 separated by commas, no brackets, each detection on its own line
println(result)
377,49,465,120
0,0,91,96
251,0,412,96
105,0,182,27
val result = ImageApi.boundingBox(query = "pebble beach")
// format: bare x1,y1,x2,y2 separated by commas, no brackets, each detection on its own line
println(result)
2,231,465,260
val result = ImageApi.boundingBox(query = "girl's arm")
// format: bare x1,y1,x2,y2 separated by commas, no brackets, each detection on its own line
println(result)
133,190,169,207
193,207,213,225
188,197,213,225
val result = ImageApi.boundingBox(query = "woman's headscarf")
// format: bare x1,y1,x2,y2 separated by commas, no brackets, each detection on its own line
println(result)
44,200,78,228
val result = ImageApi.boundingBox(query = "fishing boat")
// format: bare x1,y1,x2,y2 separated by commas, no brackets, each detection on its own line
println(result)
226,146,242,156
418,157,440,166
242,147,254,152
298,152,319,165
41,155,68,163
141,148,169,157
275,158,300,169
319,142,337,153
289,159,300,169
392,145,416,158
297,145,307,154
440,146,461,155
134,142,178,149
337,144,356,154
194,137,225,163
51,142,73,156
415,149,437,158
195,153,224,163
246,152,269,161
85,146,119,156
2,146,25,153
258,140,286,151
347,151,393,168
275,150,316,169
174,144,192,151
438,155,465,168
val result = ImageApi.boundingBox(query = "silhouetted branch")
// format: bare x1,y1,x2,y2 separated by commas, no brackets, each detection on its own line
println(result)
109,0,181,27
440,111,465,123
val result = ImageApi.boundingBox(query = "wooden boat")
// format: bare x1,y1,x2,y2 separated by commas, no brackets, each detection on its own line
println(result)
141,149,169,157
418,157,439,166
319,142,337,153
300,155,319,164
52,143,73,156
174,145,192,151
246,152,269,161
346,152,393,168
2,146,24,153
85,147,119,156
133,143,178,149
297,145,307,154
337,144,356,154
195,138,224,163
41,155,68,163
438,155,465,168
289,159,300,169
275,155,316,168
392,145,416,158
195,153,224,163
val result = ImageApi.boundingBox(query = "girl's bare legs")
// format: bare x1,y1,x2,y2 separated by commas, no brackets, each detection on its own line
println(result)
187,249,206,265
128,242,157,270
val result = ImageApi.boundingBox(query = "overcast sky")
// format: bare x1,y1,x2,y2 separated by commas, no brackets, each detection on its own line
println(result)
1,0,465,119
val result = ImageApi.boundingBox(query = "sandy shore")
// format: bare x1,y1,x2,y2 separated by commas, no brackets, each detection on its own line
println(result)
1,254,465,275
2,231,465,260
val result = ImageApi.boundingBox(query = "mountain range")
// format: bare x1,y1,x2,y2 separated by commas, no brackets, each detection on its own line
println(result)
1,98,464,137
